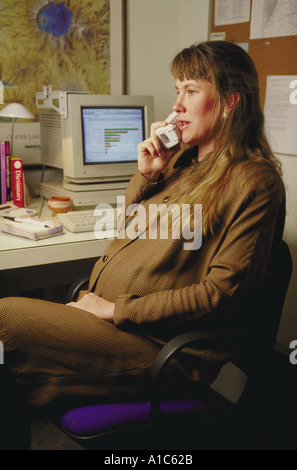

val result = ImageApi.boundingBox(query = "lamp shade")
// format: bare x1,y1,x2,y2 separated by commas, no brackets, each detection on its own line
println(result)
0,103,34,119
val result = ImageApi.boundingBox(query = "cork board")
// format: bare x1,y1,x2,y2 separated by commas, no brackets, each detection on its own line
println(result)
210,1,297,109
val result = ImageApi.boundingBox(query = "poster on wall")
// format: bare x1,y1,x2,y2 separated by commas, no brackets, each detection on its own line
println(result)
0,0,125,164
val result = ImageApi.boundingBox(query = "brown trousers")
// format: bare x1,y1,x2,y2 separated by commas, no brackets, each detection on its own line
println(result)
0,297,163,408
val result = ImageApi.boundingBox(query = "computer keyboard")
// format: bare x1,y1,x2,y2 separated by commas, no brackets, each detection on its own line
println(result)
57,208,117,233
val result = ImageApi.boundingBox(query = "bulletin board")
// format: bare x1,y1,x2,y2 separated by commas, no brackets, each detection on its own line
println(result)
210,1,297,110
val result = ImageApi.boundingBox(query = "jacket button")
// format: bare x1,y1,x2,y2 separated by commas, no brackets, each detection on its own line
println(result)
102,255,108,262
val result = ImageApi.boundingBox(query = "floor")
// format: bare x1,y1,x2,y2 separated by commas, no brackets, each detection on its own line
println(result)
31,414,83,450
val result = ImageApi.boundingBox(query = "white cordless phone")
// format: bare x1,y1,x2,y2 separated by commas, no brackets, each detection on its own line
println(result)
155,111,180,149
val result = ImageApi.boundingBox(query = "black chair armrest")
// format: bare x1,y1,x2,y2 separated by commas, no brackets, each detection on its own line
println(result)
148,329,252,416
65,277,90,303
150,330,250,382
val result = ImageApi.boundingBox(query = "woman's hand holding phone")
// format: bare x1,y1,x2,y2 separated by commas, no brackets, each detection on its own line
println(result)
138,113,181,181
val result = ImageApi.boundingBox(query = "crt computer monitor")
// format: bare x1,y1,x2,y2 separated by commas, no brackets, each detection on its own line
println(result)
61,93,155,183
82,106,143,167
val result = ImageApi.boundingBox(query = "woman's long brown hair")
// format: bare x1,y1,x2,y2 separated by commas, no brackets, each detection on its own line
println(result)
169,41,283,236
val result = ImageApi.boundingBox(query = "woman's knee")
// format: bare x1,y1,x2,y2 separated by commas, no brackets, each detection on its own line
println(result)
0,297,35,348
0,297,27,324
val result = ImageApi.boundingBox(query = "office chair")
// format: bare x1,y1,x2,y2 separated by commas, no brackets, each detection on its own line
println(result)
51,239,292,450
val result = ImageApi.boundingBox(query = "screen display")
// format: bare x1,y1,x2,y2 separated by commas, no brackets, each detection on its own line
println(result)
81,106,145,164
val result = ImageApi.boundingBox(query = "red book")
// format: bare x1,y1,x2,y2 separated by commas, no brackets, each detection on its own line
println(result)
5,141,11,201
10,157,25,208
0,142,6,204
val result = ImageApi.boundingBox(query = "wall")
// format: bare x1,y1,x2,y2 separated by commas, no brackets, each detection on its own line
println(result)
126,0,296,355
126,0,211,119
276,154,297,354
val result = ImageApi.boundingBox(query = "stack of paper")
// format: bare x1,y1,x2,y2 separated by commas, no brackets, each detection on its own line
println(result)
0,217,63,240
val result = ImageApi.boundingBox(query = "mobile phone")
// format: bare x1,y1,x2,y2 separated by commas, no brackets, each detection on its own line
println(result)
155,111,180,149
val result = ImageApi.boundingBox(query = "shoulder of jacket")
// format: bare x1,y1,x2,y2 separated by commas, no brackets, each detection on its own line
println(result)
229,159,281,187
227,160,285,208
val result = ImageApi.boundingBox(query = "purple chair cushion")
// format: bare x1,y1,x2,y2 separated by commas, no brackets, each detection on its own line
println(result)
59,399,209,436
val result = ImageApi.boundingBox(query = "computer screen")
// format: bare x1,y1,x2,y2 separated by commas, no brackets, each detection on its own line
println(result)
81,106,144,165
37,92,154,205
61,93,154,183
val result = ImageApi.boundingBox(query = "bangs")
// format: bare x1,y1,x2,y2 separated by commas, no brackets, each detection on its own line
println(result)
170,46,211,82
170,45,221,128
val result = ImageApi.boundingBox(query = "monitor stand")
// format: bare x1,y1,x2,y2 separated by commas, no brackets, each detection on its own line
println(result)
39,180,128,208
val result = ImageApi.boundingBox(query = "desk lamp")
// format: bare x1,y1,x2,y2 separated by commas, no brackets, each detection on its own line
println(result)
0,103,34,155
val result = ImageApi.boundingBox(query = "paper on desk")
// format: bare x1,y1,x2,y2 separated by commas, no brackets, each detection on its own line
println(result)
0,217,63,240
264,75,297,156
